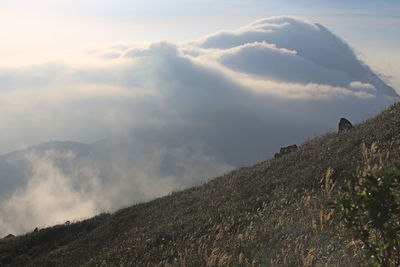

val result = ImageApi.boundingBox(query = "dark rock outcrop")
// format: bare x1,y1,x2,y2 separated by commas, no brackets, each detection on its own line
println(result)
274,144,298,159
3,234,15,239
338,118,353,133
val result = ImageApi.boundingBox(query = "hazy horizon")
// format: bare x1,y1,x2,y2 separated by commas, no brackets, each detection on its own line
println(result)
1,1,400,154
0,1,399,236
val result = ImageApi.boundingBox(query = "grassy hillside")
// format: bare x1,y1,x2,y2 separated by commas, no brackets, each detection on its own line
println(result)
1,102,400,266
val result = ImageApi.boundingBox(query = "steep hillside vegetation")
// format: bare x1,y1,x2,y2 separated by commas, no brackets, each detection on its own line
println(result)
1,102,400,266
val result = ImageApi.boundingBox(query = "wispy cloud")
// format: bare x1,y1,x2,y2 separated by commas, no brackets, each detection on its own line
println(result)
0,16,397,236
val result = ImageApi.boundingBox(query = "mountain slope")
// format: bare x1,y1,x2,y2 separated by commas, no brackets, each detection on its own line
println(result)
1,102,400,266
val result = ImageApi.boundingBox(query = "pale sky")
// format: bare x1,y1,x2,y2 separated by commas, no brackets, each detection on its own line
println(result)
1,1,399,90
1,2,399,63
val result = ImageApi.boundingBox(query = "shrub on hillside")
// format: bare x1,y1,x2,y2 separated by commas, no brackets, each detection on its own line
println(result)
333,167,400,266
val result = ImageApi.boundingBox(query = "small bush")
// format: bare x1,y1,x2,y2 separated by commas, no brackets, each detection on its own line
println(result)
333,167,400,266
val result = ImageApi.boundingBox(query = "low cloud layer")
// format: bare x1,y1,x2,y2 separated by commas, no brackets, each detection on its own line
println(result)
0,144,232,235
0,16,398,236
0,151,98,235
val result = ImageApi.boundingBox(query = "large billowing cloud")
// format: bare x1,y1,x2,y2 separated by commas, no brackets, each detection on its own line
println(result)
0,16,398,236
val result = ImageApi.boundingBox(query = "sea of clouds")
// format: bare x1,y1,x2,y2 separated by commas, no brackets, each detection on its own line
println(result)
0,17,397,236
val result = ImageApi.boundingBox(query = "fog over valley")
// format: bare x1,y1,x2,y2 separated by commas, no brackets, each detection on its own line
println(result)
0,17,398,236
